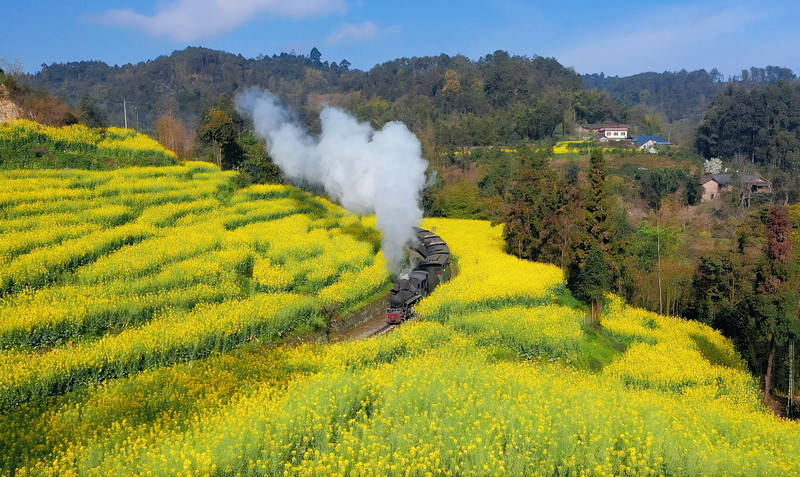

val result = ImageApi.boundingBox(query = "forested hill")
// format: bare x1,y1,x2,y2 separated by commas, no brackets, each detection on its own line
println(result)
26,47,799,150
584,66,797,122
27,47,589,148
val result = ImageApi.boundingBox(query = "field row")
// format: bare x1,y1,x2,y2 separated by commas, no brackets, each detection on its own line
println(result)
0,164,390,410
4,218,797,475
0,120,177,168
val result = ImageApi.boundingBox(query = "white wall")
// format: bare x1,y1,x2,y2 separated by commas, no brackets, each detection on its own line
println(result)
604,130,627,139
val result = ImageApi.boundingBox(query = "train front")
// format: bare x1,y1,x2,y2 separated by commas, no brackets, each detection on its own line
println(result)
386,279,419,324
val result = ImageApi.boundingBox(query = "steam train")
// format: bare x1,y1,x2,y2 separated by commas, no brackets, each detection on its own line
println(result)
386,227,452,324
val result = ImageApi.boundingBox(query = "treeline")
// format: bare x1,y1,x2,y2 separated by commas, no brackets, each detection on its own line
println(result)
687,204,800,408
27,47,623,151
585,66,797,123
502,148,701,316
503,147,798,409
584,69,724,122
28,46,800,161
696,81,800,175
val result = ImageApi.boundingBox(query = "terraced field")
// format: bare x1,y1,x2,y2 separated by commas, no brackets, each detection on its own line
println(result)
0,163,390,414
1,163,799,476
0,120,177,169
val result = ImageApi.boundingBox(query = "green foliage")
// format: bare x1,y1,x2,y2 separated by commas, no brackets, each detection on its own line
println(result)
628,226,679,272
502,146,562,260
584,69,724,122
586,149,611,248
754,206,800,344
686,174,704,205
77,97,105,128
421,169,444,216
689,333,745,369
0,122,177,170
30,47,590,148
636,168,688,210
430,181,495,220
0,69,20,94
687,206,800,395
572,89,621,124
197,97,256,173
696,82,800,171
477,152,516,196
571,248,611,305
576,324,628,372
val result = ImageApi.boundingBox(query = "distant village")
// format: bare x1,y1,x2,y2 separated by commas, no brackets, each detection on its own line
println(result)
577,123,672,153
577,123,774,205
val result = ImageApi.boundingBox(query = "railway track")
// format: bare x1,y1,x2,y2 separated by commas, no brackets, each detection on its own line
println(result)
328,299,397,342
331,227,452,342
370,323,397,338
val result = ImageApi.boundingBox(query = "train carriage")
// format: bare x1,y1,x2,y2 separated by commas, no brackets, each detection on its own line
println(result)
386,227,452,323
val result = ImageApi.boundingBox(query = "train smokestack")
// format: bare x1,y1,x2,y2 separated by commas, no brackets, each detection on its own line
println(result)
235,88,428,272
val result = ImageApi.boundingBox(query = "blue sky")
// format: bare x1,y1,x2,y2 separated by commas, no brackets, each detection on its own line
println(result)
4,0,800,77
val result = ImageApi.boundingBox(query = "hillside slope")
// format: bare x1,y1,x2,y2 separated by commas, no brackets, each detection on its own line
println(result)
0,86,22,123
2,188,798,475
0,163,388,414
26,47,585,147
0,120,177,169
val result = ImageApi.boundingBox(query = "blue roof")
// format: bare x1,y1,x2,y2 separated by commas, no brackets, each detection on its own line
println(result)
635,136,670,147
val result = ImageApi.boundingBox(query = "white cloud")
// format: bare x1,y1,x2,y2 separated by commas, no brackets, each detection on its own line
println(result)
324,21,379,45
555,4,768,75
93,0,347,42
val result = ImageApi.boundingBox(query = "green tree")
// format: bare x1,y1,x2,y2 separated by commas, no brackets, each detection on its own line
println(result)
78,97,106,127
637,169,688,210
553,162,584,270
690,255,739,327
696,82,800,171
199,103,246,169
567,148,613,320
572,248,611,323
309,47,322,66
586,149,611,250
235,133,282,185
755,205,799,402
502,146,561,261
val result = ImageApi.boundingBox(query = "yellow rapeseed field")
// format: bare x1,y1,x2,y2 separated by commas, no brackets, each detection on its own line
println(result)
0,163,390,415
552,140,616,154
1,161,799,476
0,119,176,163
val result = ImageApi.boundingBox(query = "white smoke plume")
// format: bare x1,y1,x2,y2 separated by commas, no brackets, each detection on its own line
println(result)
235,88,429,272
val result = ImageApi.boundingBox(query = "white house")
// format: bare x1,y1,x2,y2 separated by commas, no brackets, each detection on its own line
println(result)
577,124,629,141
597,125,628,141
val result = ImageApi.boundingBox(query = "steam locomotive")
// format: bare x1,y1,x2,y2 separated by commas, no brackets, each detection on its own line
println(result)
386,227,452,324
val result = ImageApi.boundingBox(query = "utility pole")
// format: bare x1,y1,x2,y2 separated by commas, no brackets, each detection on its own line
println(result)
789,341,794,417
657,211,663,315
123,99,128,129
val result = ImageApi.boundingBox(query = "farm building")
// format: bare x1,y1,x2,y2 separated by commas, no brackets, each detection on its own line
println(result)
577,123,629,141
700,173,772,201
700,174,732,201
635,136,672,150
